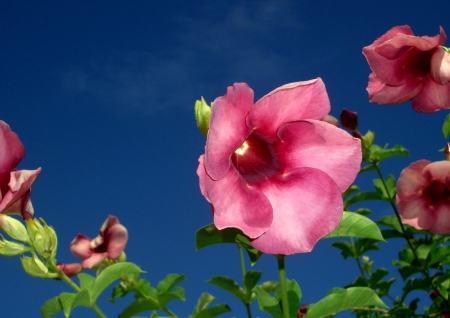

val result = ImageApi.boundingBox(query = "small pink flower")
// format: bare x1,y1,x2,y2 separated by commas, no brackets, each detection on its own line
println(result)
397,160,450,234
0,121,41,219
56,263,83,277
197,79,361,255
363,25,450,113
70,215,128,269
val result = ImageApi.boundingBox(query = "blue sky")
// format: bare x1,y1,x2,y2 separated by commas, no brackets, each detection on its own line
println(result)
1,1,450,317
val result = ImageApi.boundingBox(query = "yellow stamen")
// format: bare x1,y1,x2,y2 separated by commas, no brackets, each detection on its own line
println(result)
235,141,249,156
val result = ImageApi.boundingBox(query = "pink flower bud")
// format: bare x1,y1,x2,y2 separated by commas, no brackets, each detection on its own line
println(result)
320,115,339,127
56,263,83,277
297,304,308,318
340,109,358,131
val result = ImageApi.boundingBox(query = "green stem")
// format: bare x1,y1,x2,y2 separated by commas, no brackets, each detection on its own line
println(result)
49,262,107,318
276,255,290,318
238,245,253,318
373,163,447,302
350,237,365,277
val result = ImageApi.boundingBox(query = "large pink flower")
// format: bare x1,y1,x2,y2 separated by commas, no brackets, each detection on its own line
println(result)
363,25,450,113
70,215,128,269
397,160,450,234
197,79,362,255
0,121,41,219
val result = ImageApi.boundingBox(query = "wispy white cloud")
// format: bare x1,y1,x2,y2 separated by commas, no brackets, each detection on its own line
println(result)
61,0,314,114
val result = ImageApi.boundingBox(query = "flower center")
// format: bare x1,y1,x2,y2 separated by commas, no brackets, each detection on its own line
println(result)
402,49,432,77
422,180,450,206
231,133,280,184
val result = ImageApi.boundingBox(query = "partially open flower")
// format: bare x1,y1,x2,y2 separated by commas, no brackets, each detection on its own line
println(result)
70,215,128,269
0,121,41,219
397,160,450,234
197,79,361,255
363,26,449,113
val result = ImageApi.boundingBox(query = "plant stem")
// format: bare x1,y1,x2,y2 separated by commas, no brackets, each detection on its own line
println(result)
350,237,366,277
276,255,290,318
238,245,253,318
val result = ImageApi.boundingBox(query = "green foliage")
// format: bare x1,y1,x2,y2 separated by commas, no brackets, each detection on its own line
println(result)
331,239,379,259
323,212,385,241
443,114,450,139
189,293,231,318
373,174,396,201
303,287,387,318
254,279,301,318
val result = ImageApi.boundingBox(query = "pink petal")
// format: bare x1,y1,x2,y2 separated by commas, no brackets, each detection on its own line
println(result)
251,167,343,254
431,47,450,85
429,204,450,234
276,120,361,192
375,27,446,59
70,234,93,259
57,263,83,277
247,79,330,138
100,215,120,234
398,197,437,230
197,155,210,202
82,253,108,269
396,160,430,200
423,161,450,184
106,223,128,259
0,168,41,215
204,163,272,238
205,83,254,180
370,25,414,47
412,75,450,112
0,121,25,186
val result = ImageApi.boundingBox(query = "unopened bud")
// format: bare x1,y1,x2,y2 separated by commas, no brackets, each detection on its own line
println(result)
21,253,57,278
195,97,212,137
26,218,58,261
0,215,30,243
340,109,358,131
56,263,83,277
0,237,32,256
321,115,339,127
445,143,450,161
298,304,308,318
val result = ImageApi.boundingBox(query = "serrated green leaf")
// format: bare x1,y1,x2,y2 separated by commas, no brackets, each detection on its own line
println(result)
207,276,245,302
41,297,63,318
254,286,283,318
59,292,76,317
323,212,385,241
78,273,95,291
345,191,384,209
303,287,387,318
443,114,450,139
91,262,143,301
195,224,243,251
118,299,160,318
157,273,186,293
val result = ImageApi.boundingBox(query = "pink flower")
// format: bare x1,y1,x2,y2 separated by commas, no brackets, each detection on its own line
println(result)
0,121,41,219
397,160,450,234
70,215,128,269
56,263,83,277
363,25,450,113
197,79,361,255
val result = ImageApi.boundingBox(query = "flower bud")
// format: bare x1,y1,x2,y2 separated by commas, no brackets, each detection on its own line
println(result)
320,115,339,127
297,304,308,318
0,214,30,243
21,253,57,278
195,97,212,137
26,218,58,261
445,143,450,161
340,109,358,131
56,263,83,277
0,237,31,256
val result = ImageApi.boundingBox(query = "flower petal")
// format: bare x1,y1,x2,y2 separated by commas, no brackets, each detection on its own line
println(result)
251,167,343,254
412,75,450,112
106,223,128,259
204,163,272,239
276,120,361,192
82,253,108,269
0,121,25,186
70,234,93,259
247,78,330,138
429,204,450,234
367,73,422,104
197,155,210,202
205,83,254,180
431,47,450,85
422,161,450,184
398,197,437,230
396,160,431,200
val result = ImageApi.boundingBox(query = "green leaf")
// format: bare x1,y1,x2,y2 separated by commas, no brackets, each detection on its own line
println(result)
443,114,450,139
344,191,384,210
323,212,385,241
426,245,450,267
254,286,283,318
157,273,186,293
158,288,185,308
207,276,245,302
193,293,216,315
378,215,402,233
244,270,262,302
343,185,360,200
331,241,355,259
402,278,429,301
195,224,243,251
397,266,422,280
41,297,63,318
359,165,376,173
91,262,143,301
373,175,396,199
286,280,302,318
71,289,92,309
59,292,76,317
370,144,409,162
235,234,263,265
118,299,160,318
303,287,387,318
78,273,95,291
190,293,232,318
